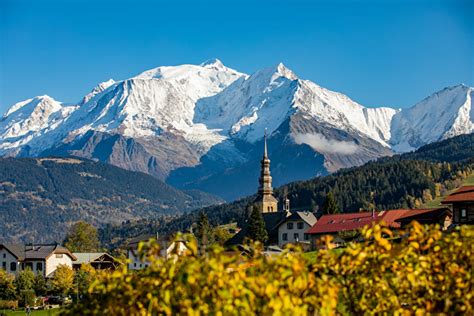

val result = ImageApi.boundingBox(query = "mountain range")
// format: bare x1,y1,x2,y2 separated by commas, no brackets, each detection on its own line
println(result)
0,157,221,243
1,59,472,200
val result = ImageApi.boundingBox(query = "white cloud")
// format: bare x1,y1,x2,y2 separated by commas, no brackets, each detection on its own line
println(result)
293,133,358,155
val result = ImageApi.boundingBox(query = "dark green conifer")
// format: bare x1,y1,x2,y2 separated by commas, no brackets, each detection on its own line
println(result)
247,206,268,243
322,191,340,214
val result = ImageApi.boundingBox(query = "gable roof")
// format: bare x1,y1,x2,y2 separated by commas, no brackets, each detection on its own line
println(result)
381,208,450,227
274,211,317,229
394,208,451,224
0,244,76,261
306,208,449,234
441,186,474,203
73,252,115,265
1,244,24,259
306,211,381,234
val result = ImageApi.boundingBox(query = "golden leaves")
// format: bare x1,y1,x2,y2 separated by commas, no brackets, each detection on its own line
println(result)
64,224,473,316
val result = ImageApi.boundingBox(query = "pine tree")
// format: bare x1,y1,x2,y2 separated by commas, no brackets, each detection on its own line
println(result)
247,206,268,243
196,211,213,248
322,191,340,214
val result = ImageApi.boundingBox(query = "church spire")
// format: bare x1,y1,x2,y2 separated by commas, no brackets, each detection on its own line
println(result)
263,128,268,159
255,129,278,213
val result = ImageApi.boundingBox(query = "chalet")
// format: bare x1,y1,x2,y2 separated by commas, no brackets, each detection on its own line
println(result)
0,243,76,277
441,186,474,224
306,207,451,249
127,234,189,270
276,209,317,249
72,252,119,270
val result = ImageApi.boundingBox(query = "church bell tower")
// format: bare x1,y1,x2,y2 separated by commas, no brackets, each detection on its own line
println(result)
255,131,278,213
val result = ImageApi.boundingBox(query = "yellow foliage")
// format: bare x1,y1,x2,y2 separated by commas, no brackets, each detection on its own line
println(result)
64,224,474,315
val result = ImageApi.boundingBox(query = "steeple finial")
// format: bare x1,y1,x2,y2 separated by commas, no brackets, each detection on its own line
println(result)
263,128,268,158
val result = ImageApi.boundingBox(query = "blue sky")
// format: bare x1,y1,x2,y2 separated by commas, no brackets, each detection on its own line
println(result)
0,0,472,114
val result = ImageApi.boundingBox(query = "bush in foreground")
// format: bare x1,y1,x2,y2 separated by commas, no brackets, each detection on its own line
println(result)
65,223,473,315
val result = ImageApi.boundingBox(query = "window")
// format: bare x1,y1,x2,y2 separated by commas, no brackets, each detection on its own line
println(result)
134,263,137,268
2,253,5,258
282,233,288,241
461,209,467,218
304,233,309,240
297,222,304,229
36,262,43,271
25,262,33,270
287,222,294,230
294,233,300,241
267,207,270,212
10,262,16,271
55,254,63,258
1,262,5,270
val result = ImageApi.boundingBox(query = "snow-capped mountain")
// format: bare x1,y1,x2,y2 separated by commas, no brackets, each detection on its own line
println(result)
390,84,473,152
1,59,472,200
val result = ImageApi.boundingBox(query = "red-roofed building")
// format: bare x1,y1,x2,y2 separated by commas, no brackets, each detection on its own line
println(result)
441,186,474,224
306,207,451,249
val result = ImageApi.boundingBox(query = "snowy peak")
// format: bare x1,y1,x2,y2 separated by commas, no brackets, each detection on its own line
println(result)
275,62,298,81
200,58,225,69
3,95,62,121
0,60,472,161
81,79,116,105
390,84,473,152
0,95,76,152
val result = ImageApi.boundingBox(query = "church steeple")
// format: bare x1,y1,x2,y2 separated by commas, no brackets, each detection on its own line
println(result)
263,130,268,159
255,130,278,213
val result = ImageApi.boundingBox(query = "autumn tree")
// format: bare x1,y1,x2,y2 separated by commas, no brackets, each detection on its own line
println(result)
0,269,16,300
64,221,100,252
50,264,74,295
212,227,233,245
247,206,268,243
322,191,339,215
74,264,96,297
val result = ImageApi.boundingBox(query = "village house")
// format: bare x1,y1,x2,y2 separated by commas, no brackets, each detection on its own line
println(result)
72,252,119,270
127,234,189,270
0,243,76,277
276,200,317,249
441,185,474,224
305,207,451,249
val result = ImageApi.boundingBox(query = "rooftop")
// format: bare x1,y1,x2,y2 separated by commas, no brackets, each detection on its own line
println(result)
1,243,77,261
441,186,474,203
306,208,449,234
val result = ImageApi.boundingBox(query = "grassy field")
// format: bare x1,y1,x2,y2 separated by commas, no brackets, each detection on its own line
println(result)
420,173,474,209
1,308,61,316
464,173,474,185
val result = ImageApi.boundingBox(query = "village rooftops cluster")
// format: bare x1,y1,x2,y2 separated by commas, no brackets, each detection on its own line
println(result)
227,139,474,250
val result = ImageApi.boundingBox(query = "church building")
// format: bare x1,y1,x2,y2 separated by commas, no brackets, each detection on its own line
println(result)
225,133,317,248
254,134,278,213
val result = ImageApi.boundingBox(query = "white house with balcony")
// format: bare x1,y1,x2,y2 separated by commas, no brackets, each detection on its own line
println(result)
0,243,76,277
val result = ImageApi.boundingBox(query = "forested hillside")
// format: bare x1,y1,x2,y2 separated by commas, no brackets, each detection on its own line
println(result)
0,157,222,242
99,133,474,249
